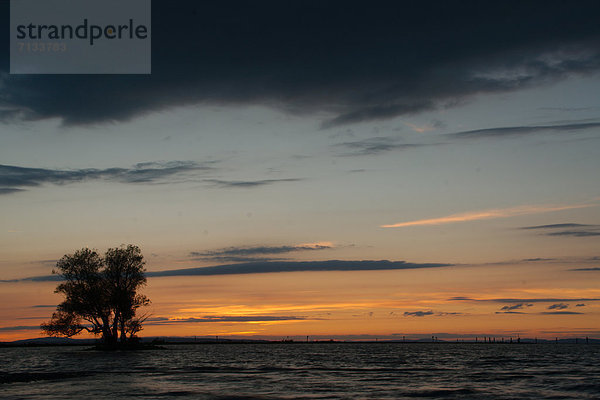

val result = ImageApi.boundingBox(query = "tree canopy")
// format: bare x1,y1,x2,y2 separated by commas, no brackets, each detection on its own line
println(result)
41,245,150,345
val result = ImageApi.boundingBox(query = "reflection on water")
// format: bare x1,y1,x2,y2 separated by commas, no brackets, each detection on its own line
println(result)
1,343,599,399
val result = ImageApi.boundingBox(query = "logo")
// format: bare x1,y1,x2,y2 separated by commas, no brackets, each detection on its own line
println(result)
10,0,151,74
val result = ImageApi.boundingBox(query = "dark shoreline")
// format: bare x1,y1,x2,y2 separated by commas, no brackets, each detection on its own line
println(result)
1,339,598,348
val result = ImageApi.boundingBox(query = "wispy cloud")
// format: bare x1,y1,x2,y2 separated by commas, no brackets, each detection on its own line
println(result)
0,325,40,332
320,102,433,129
403,310,434,317
403,120,444,133
519,222,600,237
520,223,592,230
500,303,533,311
0,188,24,195
447,121,600,139
0,161,214,195
381,203,595,228
495,303,584,315
547,303,569,310
191,242,333,262
402,310,461,317
539,107,598,112
546,231,600,237
336,136,428,156
146,315,311,325
540,311,583,315
203,178,302,188
449,297,600,303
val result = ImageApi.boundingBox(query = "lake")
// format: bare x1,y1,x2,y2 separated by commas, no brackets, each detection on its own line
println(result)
1,343,599,399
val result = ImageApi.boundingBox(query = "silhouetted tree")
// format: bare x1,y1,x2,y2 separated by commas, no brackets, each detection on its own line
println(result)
41,245,150,345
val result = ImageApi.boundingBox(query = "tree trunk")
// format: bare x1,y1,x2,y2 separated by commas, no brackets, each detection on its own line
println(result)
112,311,120,343
120,318,126,343
101,315,116,345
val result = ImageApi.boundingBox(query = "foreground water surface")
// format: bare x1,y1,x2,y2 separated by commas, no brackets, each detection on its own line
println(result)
1,343,599,399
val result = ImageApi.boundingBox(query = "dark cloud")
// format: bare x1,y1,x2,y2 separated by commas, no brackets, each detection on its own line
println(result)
31,305,56,308
547,303,569,310
539,107,597,112
546,230,600,237
146,315,310,324
481,255,600,267
449,297,600,303
191,243,332,262
0,325,40,331
447,122,600,139
540,311,583,315
147,260,452,278
2,260,452,282
518,223,600,238
146,317,170,322
500,303,533,311
0,188,24,195
520,223,592,230
336,137,429,156
0,161,213,195
575,303,586,307
403,311,434,317
193,244,331,257
337,119,600,157
29,259,59,267
203,178,302,188
402,310,460,317
321,102,433,129
496,305,584,315
0,274,62,283
1,1,600,127
189,256,284,263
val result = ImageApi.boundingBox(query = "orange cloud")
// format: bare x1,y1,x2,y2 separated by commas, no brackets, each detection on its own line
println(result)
403,121,435,133
381,203,595,228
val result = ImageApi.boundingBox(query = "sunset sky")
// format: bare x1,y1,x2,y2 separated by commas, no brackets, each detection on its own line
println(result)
1,1,600,341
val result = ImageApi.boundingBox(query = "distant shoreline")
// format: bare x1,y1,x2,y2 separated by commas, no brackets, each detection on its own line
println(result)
2,338,598,348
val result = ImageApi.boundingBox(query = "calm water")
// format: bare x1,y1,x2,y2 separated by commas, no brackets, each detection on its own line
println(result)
1,343,599,399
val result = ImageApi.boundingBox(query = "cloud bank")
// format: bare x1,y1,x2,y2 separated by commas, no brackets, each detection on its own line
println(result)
0,162,212,194
148,260,452,278
1,1,600,127
1,260,452,282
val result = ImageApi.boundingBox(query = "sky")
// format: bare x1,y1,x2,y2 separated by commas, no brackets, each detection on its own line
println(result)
1,0,600,341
